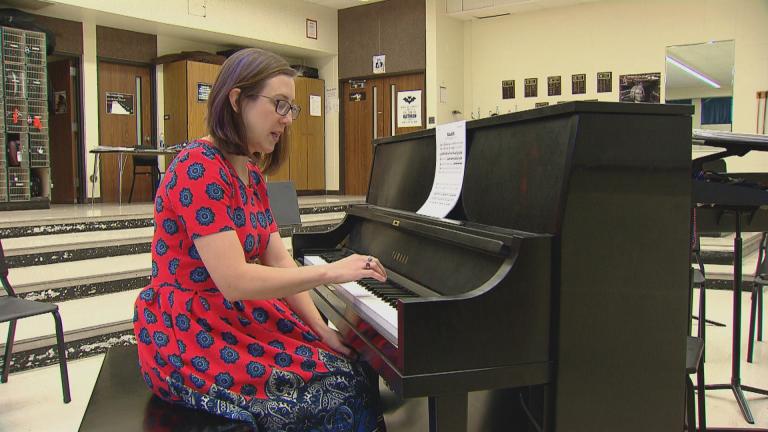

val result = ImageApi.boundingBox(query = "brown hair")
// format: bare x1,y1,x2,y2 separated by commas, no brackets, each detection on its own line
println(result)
207,48,297,174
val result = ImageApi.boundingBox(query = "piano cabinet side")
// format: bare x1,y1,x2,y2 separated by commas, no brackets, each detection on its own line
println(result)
399,235,553,378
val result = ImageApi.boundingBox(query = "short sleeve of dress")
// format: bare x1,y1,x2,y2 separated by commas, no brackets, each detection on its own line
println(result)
167,147,236,239
250,165,280,235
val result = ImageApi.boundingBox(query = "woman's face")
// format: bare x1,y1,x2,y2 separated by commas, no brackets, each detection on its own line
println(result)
236,74,295,155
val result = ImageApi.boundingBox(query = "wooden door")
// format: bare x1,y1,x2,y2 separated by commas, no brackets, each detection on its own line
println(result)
289,77,325,191
186,61,220,140
49,59,78,203
289,78,309,190
162,60,187,147
97,61,153,202
342,80,374,196
342,73,425,195
386,73,426,136
305,78,325,190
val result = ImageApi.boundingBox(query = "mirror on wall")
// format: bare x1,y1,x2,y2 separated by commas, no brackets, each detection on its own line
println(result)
665,40,735,132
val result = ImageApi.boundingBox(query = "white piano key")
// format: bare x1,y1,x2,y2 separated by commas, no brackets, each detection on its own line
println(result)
304,255,399,345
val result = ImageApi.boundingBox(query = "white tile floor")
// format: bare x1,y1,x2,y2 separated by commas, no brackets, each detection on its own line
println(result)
0,288,765,431
0,354,104,432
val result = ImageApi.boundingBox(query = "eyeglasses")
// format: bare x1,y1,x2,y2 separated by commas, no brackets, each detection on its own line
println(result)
254,95,301,120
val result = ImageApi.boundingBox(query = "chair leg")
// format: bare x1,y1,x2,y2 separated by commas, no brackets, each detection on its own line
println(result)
698,281,706,344
758,286,764,342
687,376,697,432
2,319,17,383
152,166,159,199
52,311,71,403
128,167,137,204
696,360,707,432
748,284,758,363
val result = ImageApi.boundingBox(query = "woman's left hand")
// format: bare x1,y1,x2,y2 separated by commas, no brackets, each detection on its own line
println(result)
316,326,353,357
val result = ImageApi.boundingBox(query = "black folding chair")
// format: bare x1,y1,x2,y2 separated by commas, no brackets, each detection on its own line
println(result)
747,232,767,363
128,150,160,203
0,239,71,403
266,181,302,232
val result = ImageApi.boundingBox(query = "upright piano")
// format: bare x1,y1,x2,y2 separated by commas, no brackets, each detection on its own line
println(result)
294,102,694,432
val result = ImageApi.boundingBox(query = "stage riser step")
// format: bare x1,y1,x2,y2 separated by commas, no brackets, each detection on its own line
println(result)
705,278,761,292
3,226,337,269
299,204,357,215
9,276,150,303
0,329,135,375
0,204,355,239
5,243,151,268
0,218,154,239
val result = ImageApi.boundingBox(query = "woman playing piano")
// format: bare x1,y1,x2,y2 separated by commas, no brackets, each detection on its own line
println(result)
133,48,387,431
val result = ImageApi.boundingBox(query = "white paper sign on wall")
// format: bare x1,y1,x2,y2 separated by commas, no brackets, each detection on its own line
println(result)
309,94,322,117
373,55,386,74
397,90,422,128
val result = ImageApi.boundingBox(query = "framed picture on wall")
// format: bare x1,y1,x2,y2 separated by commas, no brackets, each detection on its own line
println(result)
306,19,318,39
502,80,515,99
619,73,661,103
597,72,612,93
548,76,561,96
572,74,586,95
524,78,538,98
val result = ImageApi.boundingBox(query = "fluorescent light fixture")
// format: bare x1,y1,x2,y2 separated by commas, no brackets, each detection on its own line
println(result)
666,56,721,89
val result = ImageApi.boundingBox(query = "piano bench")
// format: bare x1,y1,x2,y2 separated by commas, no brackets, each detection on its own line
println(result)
79,345,252,432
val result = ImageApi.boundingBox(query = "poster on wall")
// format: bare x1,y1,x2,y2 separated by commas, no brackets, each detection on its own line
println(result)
502,80,515,99
548,76,561,96
619,73,661,103
310,94,322,117
524,78,538,98
572,74,586,95
326,87,339,114
306,19,318,39
397,90,422,128
197,83,212,102
373,55,386,74
55,91,68,114
106,92,134,115
597,72,612,93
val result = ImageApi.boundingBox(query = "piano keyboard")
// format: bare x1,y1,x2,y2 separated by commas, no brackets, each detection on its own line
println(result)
304,251,419,346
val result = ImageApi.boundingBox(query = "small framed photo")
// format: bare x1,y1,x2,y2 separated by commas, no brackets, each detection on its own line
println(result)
306,19,318,40
524,78,538,98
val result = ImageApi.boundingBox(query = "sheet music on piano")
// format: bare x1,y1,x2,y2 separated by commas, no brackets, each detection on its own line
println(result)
417,120,467,218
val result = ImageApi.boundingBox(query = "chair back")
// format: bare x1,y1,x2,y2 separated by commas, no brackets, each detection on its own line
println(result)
265,181,301,228
133,147,159,168
756,232,768,279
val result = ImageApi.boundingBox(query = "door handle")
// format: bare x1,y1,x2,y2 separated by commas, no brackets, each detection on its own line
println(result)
373,86,378,140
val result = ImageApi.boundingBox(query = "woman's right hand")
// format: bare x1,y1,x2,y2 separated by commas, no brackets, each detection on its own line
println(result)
326,254,387,284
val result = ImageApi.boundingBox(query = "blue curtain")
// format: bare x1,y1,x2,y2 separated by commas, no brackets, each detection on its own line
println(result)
701,97,732,125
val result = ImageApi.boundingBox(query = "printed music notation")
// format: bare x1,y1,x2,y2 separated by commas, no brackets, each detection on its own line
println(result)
417,121,467,218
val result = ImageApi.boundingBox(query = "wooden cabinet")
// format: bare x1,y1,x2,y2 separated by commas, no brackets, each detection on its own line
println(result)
162,60,221,145
163,64,324,192
270,76,325,192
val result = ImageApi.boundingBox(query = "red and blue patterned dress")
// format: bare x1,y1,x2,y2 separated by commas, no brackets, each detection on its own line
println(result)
133,140,383,431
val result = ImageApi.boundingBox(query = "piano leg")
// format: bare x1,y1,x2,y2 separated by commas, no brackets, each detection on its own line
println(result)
428,393,468,432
